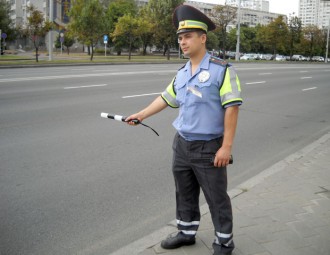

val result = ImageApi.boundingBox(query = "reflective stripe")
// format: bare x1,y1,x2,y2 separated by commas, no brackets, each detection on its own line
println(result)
220,66,243,106
181,230,197,235
178,20,208,32
216,232,232,239
161,77,179,108
214,237,233,246
223,238,233,247
177,220,200,226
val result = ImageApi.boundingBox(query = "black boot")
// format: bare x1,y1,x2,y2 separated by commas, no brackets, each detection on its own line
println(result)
161,232,196,249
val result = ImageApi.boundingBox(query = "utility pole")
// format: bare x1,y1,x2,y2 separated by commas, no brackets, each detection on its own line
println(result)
321,0,330,63
235,0,241,61
48,0,53,61
326,18,329,63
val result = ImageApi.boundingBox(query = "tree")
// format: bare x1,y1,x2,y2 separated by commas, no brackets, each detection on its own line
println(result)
210,4,237,57
23,5,52,62
264,16,288,56
105,0,137,55
55,33,74,55
206,32,219,51
136,7,155,55
68,0,106,60
301,25,324,59
288,15,302,59
147,0,184,60
112,14,139,60
0,0,16,49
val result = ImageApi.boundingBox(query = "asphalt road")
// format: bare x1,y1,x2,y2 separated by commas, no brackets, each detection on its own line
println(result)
1,62,329,255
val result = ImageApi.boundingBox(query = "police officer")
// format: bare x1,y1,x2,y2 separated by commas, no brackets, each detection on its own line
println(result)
126,4,242,255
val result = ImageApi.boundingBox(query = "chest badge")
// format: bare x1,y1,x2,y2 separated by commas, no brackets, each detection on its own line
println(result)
198,71,210,83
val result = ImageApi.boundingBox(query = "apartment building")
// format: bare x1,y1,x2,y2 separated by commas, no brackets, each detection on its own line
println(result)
226,0,269,12
299,0,330,28
187,0,284,30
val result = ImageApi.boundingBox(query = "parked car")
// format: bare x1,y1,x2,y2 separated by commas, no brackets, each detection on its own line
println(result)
240,53,258,60
291,55,306,61
275,55,286,61
311,56,325,62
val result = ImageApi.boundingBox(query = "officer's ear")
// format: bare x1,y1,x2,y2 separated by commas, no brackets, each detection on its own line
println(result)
197,31,207,44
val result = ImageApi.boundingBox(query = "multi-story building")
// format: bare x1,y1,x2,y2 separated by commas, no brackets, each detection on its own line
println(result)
187,0,284,30
299,0,330,28
226,0,269,12
6,0,69,28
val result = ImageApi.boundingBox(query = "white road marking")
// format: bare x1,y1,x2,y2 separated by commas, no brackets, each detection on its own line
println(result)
64,84,107,89
299,71,309,73
302,87,317,91
0,70,177,83
245,81,266,85
122,92,161,98
258,73,272,75
300,77,313,79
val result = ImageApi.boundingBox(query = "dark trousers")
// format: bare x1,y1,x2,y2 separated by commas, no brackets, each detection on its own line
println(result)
172,133,234,253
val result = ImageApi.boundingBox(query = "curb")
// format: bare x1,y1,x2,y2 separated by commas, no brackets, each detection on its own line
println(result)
110,131,330,255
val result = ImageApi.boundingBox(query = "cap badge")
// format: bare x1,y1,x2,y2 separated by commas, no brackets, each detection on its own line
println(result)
198,71,210,83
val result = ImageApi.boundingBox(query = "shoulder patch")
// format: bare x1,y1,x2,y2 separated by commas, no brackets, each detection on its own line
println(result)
210,56,228,67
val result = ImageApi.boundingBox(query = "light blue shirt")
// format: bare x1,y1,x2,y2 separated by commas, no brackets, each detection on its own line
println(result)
172,52,238,141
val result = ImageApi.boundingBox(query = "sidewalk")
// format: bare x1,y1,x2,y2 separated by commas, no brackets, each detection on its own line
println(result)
112,132,330,255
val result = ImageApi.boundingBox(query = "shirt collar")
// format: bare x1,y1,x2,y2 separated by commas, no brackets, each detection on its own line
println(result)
183,52,211,74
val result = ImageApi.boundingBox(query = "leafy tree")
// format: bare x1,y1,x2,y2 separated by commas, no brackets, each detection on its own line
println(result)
206,32,219,51
147,0,184,60
0,0,16,47
136,7,155,55
105,0,137,54
55,33,74,55
112,13,139,60
301,25,324,59
22,5,52,62
288,15,302,59
264,16,288,56
210,4,237,57
68,0,106,60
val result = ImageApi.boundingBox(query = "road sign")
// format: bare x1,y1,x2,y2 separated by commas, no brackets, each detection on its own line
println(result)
60,37,64,43
1,33,7,39
103,35,108,43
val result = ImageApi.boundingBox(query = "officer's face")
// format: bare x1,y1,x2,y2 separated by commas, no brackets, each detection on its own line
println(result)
178,31,207,58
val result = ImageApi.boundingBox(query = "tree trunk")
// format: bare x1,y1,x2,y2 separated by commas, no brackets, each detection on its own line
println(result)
35,47,38,62
128,37,132,60
90,43,94,61
167,44,170,60
143,44,147,56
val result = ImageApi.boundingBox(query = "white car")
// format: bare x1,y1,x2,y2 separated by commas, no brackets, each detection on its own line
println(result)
275,55,286,61
312,56,325,62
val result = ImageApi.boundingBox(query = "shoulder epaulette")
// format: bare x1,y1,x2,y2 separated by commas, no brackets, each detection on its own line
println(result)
210,56,228,67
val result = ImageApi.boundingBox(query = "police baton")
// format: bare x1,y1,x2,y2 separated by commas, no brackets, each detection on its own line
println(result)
100,113,159,136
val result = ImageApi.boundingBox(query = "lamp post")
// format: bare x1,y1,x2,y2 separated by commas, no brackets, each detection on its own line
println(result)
321,0,330,63
235,0,241,61
48,0,53,61
326,18,329,63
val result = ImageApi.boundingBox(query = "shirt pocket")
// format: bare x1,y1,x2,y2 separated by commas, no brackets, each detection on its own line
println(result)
189,82,213,104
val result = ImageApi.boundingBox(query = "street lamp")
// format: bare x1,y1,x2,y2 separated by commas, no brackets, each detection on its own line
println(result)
48,0,53,61
235,0,241,61
321,0,330,63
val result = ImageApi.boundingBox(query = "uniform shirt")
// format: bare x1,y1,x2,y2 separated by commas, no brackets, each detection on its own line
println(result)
162,52,242,141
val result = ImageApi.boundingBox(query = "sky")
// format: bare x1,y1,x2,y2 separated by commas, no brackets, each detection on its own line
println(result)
197,0,300,16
